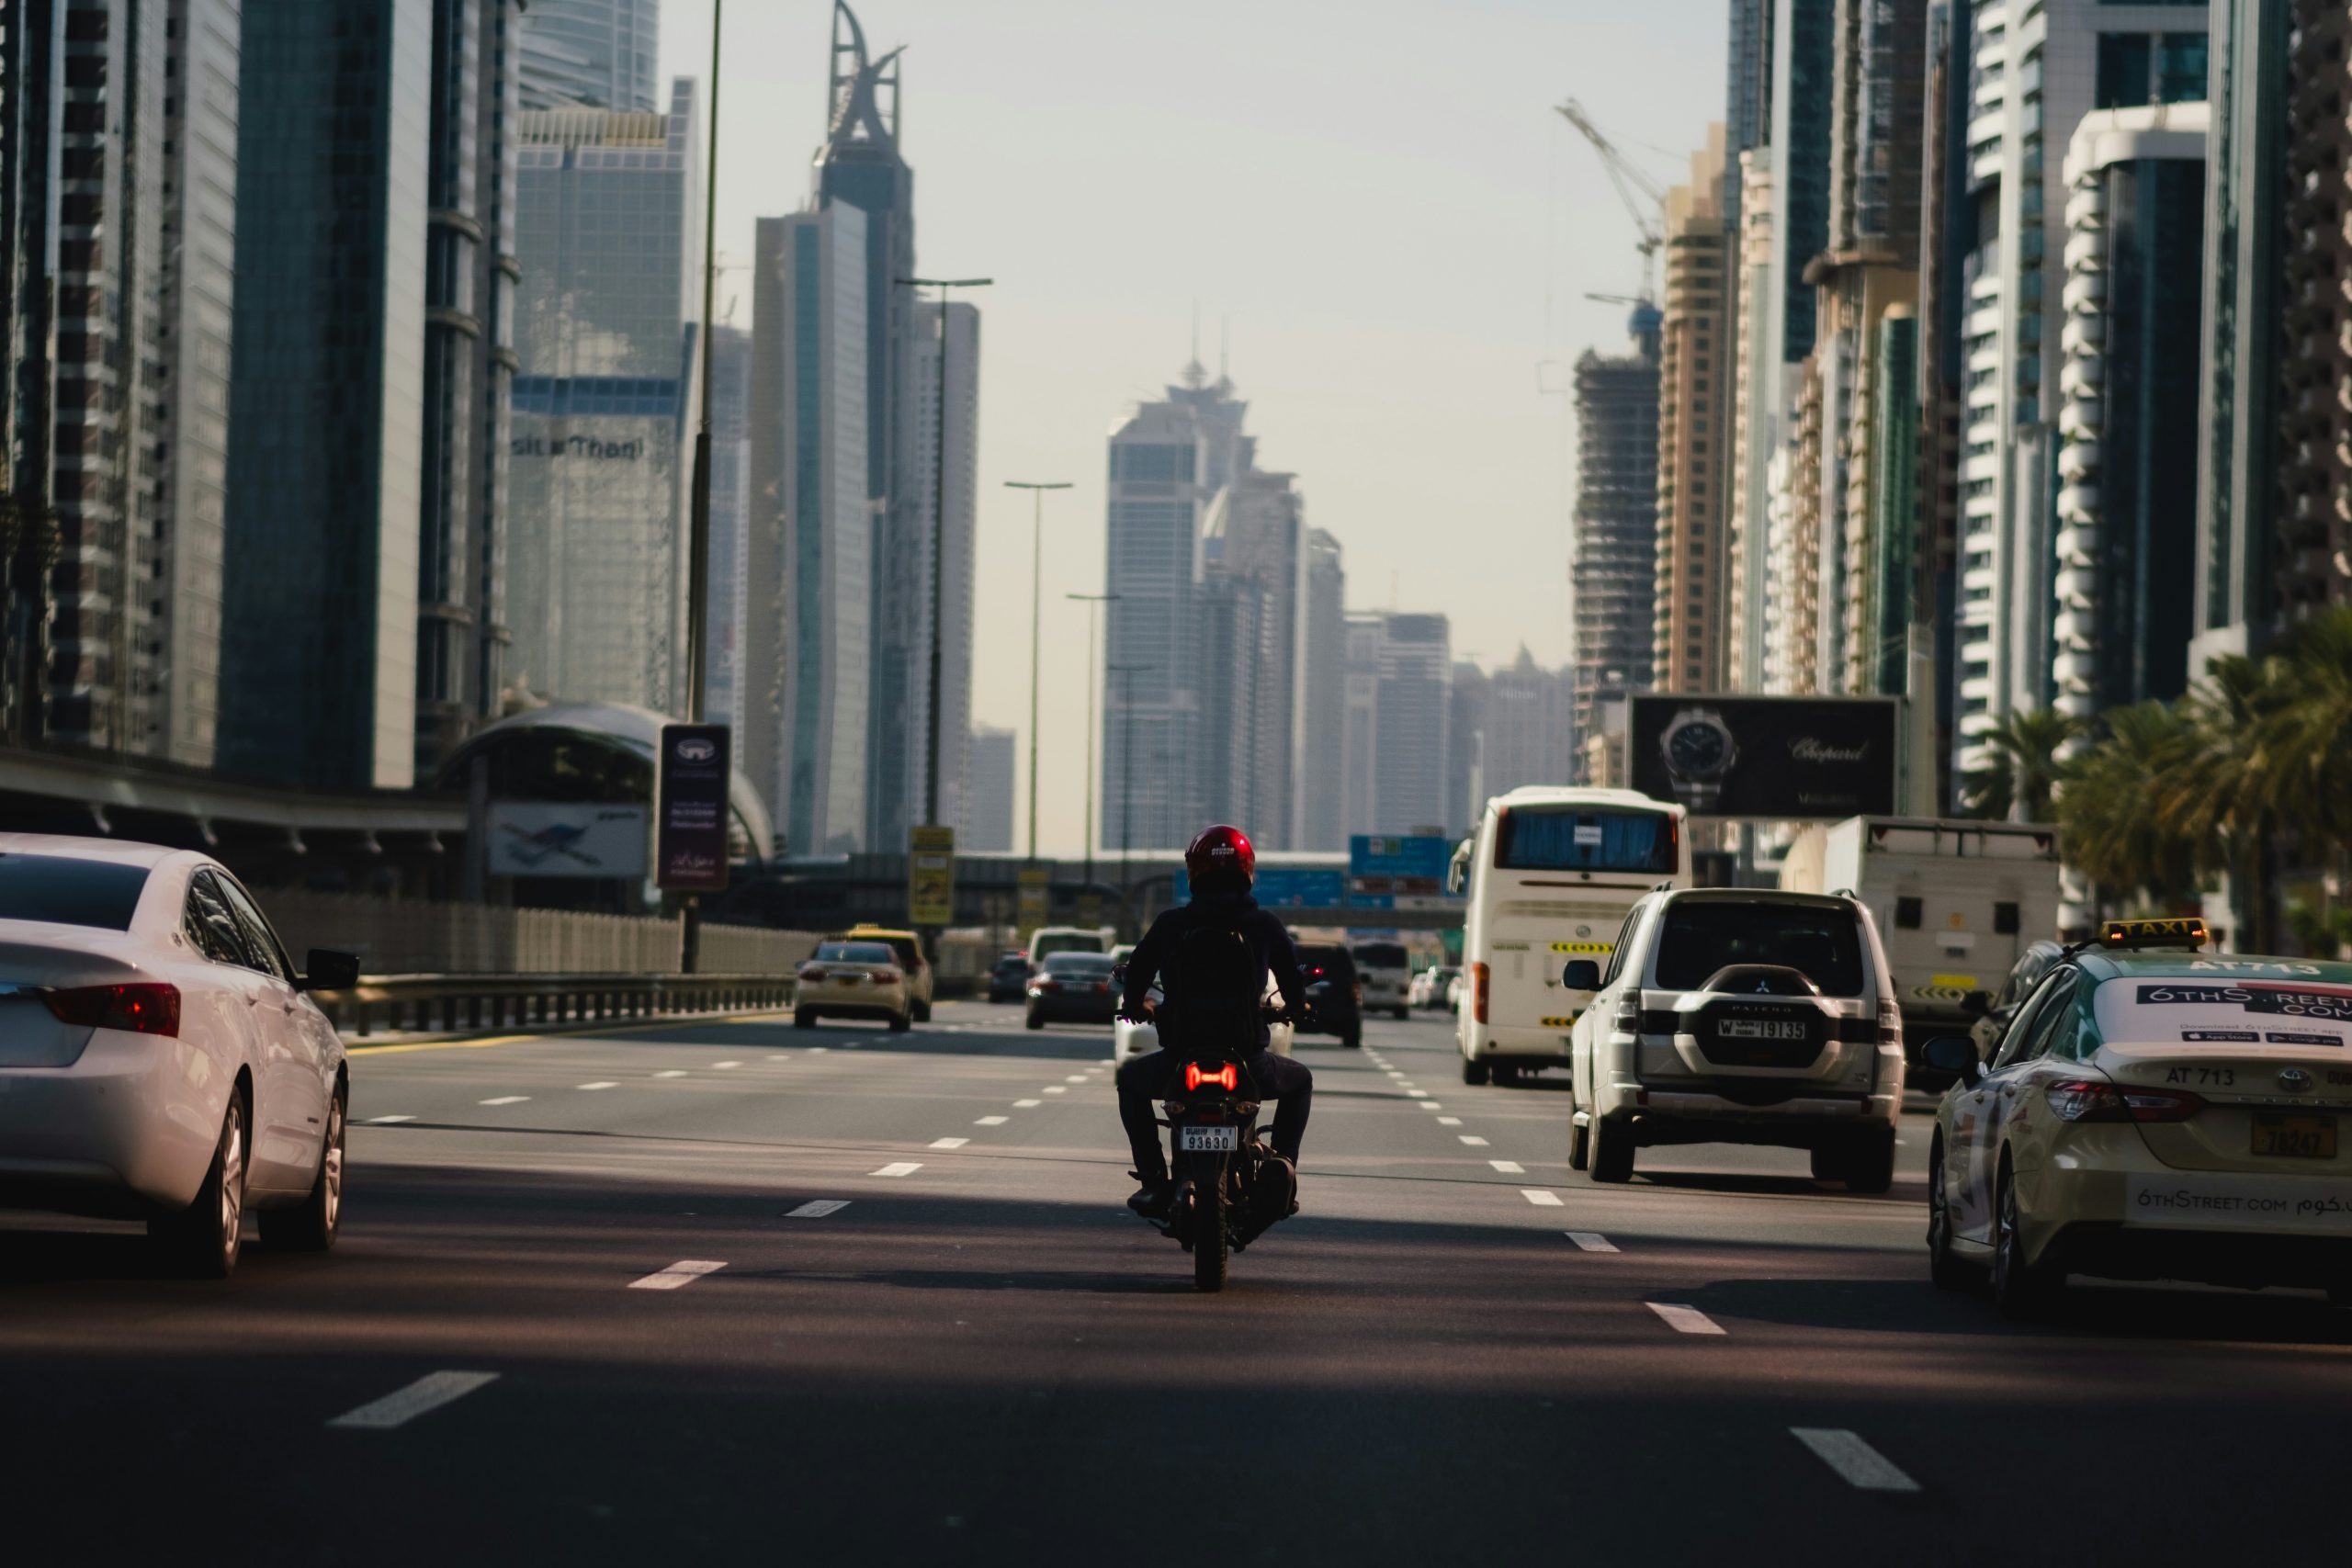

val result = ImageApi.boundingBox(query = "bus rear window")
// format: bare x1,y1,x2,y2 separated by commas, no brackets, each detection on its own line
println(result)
1495,810,1677,874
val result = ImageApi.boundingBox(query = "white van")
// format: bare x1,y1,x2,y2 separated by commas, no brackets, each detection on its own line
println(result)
1451,787,1691,1085
1026,925,1113,968
1351,939,1413,1021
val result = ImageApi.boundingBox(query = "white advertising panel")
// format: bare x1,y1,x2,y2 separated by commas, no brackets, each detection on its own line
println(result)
487,803,650,879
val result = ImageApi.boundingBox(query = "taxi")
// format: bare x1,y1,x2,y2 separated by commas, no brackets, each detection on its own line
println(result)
1922,918,2352,1317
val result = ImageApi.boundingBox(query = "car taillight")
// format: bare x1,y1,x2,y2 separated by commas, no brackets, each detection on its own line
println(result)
1092,982,1110,993
798,965,826,981
1471,963,1489,1025
1037,978,1061,992
2046,1079,2205,1123
43,983,180,1038
876,966,902,982
1185,1062,1239,1091
1877,998,1903,1048
1614,990,1642,1033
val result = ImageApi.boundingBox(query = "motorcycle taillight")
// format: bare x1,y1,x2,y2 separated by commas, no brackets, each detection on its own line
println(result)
1184,1061,1239,1092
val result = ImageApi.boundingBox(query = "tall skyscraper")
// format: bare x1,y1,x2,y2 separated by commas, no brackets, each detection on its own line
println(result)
2053,104,2208,727
2271,6,2351,621
507,79,700,716
763,202,871,855
417,0,525,773
1373,613,1452,833
910,299,981,841
1725,0,1775,228
1295,528,1347,850
704,322,752,739
1482,647,1577,799
1201,467,1306,846
1444,660,1487,838
1725,148,1777,690
1653,128,1733,694
962,726,1015,853
1340,614,1382,840
1568,307,1661,759
220,0,435,789
518,0,660,112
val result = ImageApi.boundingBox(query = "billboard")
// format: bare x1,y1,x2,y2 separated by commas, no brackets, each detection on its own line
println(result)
655,723,732,890
1173,867,1345,909
908,825,956,926
489,804,649,879
1625,695,1899,820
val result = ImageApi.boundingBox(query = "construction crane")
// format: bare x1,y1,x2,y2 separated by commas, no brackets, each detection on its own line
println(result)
1555,99,1668,306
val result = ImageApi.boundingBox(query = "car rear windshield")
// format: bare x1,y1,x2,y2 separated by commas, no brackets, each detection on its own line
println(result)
815,942,895,964
1353,942,1408,968
1033,932,1105,961
1496,807,1679,874
1651,901,1867,997
1044,953,1114,974
2093,973,2352,1047
845,931,920,964
0,853,149,931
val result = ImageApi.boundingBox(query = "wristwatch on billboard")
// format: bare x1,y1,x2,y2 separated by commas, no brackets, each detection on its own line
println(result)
1658,706,1738,812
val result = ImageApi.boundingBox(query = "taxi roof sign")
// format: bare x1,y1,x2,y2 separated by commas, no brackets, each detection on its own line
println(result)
2097,916,2208,952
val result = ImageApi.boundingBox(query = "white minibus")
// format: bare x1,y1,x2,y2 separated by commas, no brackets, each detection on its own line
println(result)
1450,787,1691,1085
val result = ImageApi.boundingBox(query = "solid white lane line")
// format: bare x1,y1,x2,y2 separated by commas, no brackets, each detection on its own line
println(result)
628,1259,728,1291
1436,1116,1463,1126
653,1069,688,1078
1791,1429,1920,1494
1013,1099,1042,1108
713,1061,742,1069
327,1371,499,1430
1565,1232,1619,1253
974,1115,1009,1126
576,1081,618,1091
786,1200,850,1217
365,1114,414,1124
1489,1159,1526,1174
929,1137,969,1149
871,1162,923,1178
1521,1190,1564,1207
1044,1087,1068,1094
478,1096,529,1106
1647,1303,1726,1336
1459,1135,1491,1146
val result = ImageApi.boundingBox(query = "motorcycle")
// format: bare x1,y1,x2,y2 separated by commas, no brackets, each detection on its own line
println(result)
1133,1004,1298,1292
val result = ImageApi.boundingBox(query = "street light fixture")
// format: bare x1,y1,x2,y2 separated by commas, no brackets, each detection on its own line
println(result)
1066,591,1119,900
1002,479,1072,863
679,0,726,973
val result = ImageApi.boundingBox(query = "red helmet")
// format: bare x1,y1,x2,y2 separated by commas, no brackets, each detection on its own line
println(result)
1185,824,1255,895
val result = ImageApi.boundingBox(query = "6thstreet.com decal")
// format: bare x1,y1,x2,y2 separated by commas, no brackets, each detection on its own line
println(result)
2137,984,2352,1023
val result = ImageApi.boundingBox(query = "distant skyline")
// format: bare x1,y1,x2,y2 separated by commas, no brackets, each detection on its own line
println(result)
658,1,1724,854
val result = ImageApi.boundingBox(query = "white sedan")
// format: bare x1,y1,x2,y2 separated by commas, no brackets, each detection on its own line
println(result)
1111,976,1295,1066
0,834,355,1276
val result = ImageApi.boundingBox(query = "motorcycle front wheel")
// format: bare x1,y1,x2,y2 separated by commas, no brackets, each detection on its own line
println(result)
1193,1169,1228,1293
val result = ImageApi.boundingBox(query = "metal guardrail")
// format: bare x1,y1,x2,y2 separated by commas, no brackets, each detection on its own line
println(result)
315,973,796,1039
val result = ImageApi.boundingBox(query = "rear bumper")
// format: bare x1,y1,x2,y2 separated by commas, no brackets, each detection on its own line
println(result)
802,985,909,1017
1030,998,1117,1022
0,1033,227,1216
1473,1024,1574,1064
2018,1143,2352,1279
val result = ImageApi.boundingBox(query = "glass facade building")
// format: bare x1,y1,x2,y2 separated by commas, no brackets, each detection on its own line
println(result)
518,0,660,113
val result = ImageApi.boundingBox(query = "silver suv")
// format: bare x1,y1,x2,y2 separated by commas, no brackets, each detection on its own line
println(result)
1566,888,1906,1191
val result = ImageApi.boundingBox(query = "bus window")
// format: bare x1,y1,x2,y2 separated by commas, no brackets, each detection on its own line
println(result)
1495,809,1679,875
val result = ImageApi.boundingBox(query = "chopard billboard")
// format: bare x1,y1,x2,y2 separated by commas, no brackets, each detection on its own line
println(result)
1626,694,1900,820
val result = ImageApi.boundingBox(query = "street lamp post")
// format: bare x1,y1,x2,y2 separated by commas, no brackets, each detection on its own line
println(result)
1108,661,1153,939
1065,591,1119,901
892,276,992,845
1002,479,1071,863
679,0,725,974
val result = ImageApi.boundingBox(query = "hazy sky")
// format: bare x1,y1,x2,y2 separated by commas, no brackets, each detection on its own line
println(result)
656,1,1726,855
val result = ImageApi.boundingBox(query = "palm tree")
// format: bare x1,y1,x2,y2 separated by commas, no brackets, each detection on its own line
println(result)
2060,701,2198,907
1962,707,2081,823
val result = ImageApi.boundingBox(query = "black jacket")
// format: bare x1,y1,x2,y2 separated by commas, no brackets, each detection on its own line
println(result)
1120,891,1307,1032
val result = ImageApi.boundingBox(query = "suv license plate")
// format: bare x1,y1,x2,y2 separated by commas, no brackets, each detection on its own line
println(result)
1179,1125,1239,1153
1719,1019,1808,1042
2251,1112,2337,1159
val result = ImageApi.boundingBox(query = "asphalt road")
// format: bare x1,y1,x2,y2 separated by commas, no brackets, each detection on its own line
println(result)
6,1002,2348,1566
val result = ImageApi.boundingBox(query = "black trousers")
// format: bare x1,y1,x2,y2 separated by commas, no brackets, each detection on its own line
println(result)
1116,1046,1313,1179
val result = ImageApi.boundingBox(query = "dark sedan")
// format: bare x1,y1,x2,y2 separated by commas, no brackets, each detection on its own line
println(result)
1026,953,1120,1029
987,951,1031,1003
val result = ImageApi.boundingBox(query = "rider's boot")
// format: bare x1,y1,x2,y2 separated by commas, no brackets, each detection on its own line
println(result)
1126,1160,1172,1220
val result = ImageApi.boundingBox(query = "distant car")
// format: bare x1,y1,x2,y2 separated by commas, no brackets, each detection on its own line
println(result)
1113,972,1294,1066
1352,940,1413,1021
0,834,356,1277
835,924,933,1021
1410,965,1461,1010
1026,925,1112,968
987,951,1031,1004
797,940,913,1032
1027,952,1120,1029
1924,919,2352,1318
1292,942,1363,1049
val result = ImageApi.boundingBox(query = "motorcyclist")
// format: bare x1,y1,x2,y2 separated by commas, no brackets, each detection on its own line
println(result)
1115,824,1314,1222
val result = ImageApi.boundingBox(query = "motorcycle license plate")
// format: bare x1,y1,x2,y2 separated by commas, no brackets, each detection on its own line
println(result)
1179,1125,1239,1152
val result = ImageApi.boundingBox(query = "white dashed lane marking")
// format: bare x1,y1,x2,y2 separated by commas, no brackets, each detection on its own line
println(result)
929,1137,969,1150
653,1070,688,1078
1791,1429,1921,1493
713,1061,742,1069
870,1162,923,1178
576,1082,617,1091
327,1371,499,1430
1488,1159,1526,1174
1044,1087,1068,1095
1458,1135,1489,1146
365,1115,414,1124
1014,1099,1042,1108
765,1054,792,1061
1065,1075,1088,1083
1521,1190,1564,1207
786,1200,850,1218
628,1259,728,1291
1647,1303,1726,1336
1406,1090,1429,1099
478,1096,528,1106
1566,1232,1619,1252
974,1116,1009,1126
1417,1102,1442,1111
1436,1116,1463,1126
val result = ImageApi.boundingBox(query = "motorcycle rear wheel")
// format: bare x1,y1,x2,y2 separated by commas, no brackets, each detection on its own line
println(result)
1193,1175,1228,1293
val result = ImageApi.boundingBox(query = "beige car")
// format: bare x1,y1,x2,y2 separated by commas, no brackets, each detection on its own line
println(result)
839,925,934,1022
795,940,912,1032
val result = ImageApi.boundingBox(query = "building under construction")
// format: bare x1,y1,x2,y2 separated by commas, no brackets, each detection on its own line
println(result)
1568,307,1662,769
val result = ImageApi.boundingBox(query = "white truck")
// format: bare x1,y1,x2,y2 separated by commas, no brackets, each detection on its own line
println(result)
1777,817,2061,1067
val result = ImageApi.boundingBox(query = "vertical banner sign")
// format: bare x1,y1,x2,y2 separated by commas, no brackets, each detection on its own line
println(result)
656,724,732,891
1016,865,1049,936
909,825,956,926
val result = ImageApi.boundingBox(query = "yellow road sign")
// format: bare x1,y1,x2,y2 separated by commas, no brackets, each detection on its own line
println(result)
909,825,956,927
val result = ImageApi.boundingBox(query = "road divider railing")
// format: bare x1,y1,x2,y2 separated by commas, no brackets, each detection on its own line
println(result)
312,972,797,1040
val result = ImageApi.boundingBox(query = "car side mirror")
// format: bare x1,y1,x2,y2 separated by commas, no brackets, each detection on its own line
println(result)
1922,1035,1981,1083
1562,959,1602,992
1961,989,1993,1017
301,948,362,992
